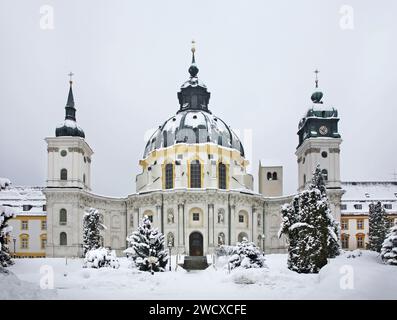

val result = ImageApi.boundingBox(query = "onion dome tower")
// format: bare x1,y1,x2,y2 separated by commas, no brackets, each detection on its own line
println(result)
55,74,85,138
295,69,343,220
45,73,93,191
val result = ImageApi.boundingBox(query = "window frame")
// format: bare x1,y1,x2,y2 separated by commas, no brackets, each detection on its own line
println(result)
165,163,174,189
190,160,202,188
218,162,227,189
192,212,200,221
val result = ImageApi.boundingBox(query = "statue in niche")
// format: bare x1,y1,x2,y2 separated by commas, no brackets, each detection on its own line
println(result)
218,232,225,246
167,209,174,224
217,209,224,224
167,233,174,247
257,214,261,227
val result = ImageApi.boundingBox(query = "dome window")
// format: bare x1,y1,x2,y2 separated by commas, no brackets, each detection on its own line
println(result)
218,163,227,189
190,160,202,188
165,163,174,189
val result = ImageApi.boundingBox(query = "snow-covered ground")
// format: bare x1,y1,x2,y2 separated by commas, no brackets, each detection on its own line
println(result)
2,251,396,300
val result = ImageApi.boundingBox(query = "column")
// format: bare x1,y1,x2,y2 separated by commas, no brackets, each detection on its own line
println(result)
156,204,161,231
252,207,258,246
229,204,236,245
208,204,214,247
178,203,184,247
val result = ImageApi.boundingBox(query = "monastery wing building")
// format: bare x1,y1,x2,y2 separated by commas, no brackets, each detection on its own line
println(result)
43,47,344,258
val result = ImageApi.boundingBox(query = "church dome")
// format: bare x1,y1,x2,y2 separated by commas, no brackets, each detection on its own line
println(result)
143,44,244,159
143,110,244,158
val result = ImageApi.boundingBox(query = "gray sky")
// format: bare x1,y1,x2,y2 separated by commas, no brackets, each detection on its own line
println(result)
1,0,396,197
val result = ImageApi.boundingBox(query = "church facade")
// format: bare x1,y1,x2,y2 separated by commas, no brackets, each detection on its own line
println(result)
44,48,343,258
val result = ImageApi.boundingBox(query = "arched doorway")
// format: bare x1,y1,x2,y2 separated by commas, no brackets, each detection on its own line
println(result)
189,232,203,256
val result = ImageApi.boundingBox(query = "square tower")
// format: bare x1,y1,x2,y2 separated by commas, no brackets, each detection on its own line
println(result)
258,160,283,197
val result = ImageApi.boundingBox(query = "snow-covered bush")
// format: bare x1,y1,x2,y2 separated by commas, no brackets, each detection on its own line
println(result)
228,238,266,270
0,203,16,268
369,202,389,252
215,245,237,257
83,207,105,256
125,215,168,273
381,223,397,266
0,178,11,190
83,248,120,269
278,165,339,274
230,268,270,285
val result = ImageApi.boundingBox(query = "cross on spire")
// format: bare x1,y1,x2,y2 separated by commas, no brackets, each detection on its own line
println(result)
314,69,320,88
68,72,74,84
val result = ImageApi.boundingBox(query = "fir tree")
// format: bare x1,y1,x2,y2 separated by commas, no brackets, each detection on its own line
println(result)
369,201,389,252
0,205,16,269
228,238,266,269
381,222,397,266
126,215,168,273
309,165,340,258
83,208,104,256
279,165,339,273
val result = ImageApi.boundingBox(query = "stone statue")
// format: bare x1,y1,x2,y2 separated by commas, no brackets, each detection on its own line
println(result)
167,233,174,247
217,209,224,224
218,232,225,246
167,209,174,224
257,214,261,227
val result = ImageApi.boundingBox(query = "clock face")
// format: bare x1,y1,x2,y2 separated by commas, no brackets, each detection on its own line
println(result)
319,125,328,135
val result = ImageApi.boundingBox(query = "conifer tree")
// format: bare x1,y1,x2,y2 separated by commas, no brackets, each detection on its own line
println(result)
126,215,168,273
83,208,104,256
381,222,397,266
369,201,388,252
279,165,339,273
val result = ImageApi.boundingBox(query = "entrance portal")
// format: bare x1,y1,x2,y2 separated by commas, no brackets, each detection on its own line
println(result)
189,232,203,256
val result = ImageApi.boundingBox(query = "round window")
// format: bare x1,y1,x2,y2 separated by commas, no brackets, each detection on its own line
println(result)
60,150,67,157
321,151,328,158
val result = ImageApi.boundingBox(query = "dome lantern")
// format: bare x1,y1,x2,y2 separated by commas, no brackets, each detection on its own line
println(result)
177,41,211,113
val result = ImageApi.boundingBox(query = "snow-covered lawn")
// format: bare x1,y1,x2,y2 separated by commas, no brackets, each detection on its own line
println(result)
2,251,396,300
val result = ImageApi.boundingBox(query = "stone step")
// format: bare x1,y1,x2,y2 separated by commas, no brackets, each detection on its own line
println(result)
181,256,209,270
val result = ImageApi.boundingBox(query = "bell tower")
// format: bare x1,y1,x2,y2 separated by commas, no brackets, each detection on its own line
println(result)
45,74,93,190
295,70,343,220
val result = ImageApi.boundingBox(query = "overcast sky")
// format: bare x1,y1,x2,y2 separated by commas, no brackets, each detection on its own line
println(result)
0,0,396,197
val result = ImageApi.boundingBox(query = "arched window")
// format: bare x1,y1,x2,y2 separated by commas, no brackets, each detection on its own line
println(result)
356,233,365,249
341,234,349,249
165,163,174,189
303,174,306,185
59,209,67,225
60,168,67,180
272,172,278,180
267,172,272,180
238,232,248,243
218,163,226,189
83,174,86,184
60,232,67,246
190,160,201,188
321,169,328,182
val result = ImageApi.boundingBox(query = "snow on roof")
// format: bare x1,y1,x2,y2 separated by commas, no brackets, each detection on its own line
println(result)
0,186,46,216
259,159,283,167
342,182,397,201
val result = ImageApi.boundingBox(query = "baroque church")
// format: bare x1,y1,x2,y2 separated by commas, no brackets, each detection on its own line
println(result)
44,45,343,258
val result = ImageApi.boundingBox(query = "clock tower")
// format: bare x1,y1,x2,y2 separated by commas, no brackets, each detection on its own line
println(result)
295,71,343,220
